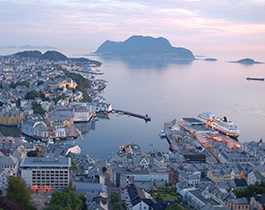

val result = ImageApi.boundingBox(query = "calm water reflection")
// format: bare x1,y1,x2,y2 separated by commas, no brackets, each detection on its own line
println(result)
3,56,265,159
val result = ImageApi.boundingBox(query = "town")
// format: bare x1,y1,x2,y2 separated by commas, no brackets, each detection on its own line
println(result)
0,53,265,210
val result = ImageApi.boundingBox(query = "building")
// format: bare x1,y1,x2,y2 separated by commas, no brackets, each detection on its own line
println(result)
250,194,265,210
180,150,206,163
224,197,249,210
43,143,81,158
248,171,265,185
20,157,71,192
0,107,24,126
122,183,155,210
21,115,49,139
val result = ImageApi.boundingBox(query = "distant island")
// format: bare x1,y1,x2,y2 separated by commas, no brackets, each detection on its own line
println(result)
229,58,263,64
205,58,217,61
95,35,195,60
13,50,101,66
20,44,57,50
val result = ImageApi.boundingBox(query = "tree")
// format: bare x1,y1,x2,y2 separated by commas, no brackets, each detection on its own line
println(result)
62,188,82,210
113,202,122,210
110,192,119,204
47,186,82,210
49,191,72,209
25,90,40,99
66,154,78,170
102,166,107,173
0,196,23,210
78,194,87,210
165,203,188,210
6,176,32,209
44,205,68,210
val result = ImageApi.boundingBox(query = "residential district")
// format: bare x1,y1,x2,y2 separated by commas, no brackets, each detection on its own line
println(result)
0,53,265,210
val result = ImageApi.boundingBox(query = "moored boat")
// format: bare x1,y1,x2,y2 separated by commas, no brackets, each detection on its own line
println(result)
197,112,240,138
159,130,166,138
246,77,264,81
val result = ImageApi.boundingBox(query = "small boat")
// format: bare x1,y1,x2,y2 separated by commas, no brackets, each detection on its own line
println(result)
159,130,166,138
55,138,60,141
47,140,54,145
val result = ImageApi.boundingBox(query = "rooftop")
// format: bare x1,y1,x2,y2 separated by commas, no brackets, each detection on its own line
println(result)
20,157,71,167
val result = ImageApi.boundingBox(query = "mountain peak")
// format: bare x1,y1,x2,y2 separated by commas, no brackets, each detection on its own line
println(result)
95,35,194,60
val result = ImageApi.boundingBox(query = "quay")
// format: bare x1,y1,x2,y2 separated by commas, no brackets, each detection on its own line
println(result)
112,109,151,122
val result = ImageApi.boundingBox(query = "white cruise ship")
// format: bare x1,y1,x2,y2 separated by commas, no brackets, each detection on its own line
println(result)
197,112,240,138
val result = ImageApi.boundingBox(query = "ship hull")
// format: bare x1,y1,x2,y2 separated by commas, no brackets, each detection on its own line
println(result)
203,122,239,139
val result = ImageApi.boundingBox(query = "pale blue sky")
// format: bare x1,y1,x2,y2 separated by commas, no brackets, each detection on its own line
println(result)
1,0,265,57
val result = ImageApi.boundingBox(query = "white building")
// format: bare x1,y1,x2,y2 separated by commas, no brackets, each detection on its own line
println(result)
20,157,71,192
55,128,66,138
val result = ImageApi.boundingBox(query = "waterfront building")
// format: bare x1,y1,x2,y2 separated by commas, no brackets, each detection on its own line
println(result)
0,107,24,127
21,115,49,139
20,157,71,192
96,102,112,112
55,128,66,138
46,106,74,127
71,104,92,122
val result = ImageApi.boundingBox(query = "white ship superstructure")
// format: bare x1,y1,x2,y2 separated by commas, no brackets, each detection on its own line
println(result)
197,112,240,138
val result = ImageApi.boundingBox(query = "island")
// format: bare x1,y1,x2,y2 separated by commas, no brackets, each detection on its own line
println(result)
205,58,217,61
95,35,195,60
20,44,56,49
228,58,263,64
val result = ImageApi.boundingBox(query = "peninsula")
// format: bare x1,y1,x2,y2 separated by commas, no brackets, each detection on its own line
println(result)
95,35,195,60
14,50,101,66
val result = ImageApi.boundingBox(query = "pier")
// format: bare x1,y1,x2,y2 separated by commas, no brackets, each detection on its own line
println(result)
77,129,84,140
112,109,151,122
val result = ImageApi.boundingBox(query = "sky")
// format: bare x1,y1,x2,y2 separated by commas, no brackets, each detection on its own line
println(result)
1,0,265,58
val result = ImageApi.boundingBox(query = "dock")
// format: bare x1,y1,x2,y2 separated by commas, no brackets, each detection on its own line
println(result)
112,109,151,122
77,129,84,140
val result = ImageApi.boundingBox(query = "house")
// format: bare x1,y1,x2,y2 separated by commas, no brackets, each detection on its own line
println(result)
250,194,265,210
122,183,155,210
0,168,13,190
248,171,265,185
139,157,150,169
229,178,248,190
178,170,201,186
0,152,19,176
96,102,112,112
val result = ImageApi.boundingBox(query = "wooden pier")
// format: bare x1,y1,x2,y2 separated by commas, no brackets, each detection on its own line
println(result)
112,109,151,122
